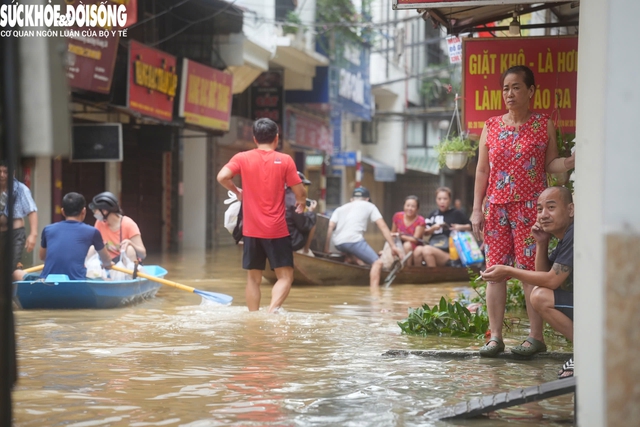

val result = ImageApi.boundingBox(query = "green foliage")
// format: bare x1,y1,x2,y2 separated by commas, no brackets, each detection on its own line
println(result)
435,135,479,167
316,0,372,60
397,296,489,338
547,130,575,193
464,269,526,312
283,11,302,35
506,278,526,309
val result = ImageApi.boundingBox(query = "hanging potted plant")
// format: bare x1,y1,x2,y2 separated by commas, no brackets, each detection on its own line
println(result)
435,93,478,170
435,134,479,169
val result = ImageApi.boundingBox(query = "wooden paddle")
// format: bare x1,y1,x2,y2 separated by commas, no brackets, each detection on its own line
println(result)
383,251,413,288
22,264,44,273
111,265,233,305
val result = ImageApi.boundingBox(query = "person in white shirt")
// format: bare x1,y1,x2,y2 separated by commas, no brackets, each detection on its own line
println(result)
325,187,401,287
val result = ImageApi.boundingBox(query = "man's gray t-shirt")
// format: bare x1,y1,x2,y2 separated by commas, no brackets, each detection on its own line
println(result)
330,200,382,246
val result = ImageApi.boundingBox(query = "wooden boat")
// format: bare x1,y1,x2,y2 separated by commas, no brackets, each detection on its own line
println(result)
263,252,475,286
263,213,477,286
13,265,168,309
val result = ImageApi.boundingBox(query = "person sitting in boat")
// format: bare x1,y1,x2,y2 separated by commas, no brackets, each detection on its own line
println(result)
414,187,471,267
13,192,112,281
89,191,146,263
324,186,402,287
481,186,574,378
390,195,426,266
286,171,317,257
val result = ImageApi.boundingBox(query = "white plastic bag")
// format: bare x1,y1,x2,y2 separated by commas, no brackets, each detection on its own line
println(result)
223,191,241,234
380,235,405,270
109,250,143,281
85,253,108,279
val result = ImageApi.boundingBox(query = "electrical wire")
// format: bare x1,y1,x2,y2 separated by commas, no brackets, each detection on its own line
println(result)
126,0,193,30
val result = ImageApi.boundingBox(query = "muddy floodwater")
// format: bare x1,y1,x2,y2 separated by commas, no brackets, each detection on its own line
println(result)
12,247,574,426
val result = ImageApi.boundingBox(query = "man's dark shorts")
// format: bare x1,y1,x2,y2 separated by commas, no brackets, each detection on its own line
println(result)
0,227,26,269
243,236,294,270
553,288,573,321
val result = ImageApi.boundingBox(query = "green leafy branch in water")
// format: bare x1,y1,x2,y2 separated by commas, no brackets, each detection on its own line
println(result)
397,296,489,338
398,269,529,338
462,269,525,312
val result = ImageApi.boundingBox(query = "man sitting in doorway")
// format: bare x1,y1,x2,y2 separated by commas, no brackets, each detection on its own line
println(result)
13,192,112,281
325,186,402,287
481,186,574,378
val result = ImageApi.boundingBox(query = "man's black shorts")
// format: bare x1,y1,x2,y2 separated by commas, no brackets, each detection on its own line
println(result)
243,236,293,270
553,288,574,321
0,227,26,269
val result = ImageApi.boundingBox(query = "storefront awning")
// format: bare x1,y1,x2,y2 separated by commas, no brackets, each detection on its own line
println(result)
406,155,440,176
222,35,273,94
362,156,396,182
405,2,579,35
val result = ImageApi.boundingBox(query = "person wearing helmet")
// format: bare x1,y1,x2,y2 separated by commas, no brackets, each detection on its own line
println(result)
89,191,146,262
285,171,317,257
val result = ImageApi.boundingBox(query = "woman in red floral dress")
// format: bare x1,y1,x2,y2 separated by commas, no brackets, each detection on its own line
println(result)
471,65,576,358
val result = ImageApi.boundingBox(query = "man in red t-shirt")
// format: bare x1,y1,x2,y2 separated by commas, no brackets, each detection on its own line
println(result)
217,118,306,313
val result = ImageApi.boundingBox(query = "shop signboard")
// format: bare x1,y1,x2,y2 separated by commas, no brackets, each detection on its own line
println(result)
335,43,371,121
331,151,356,167
305,154,324,167
178,58,233,131
111,0,138,27
463,36,578,135
285,109,333,154
393,0,567,9
446,36,462,64
65,0,121,94
127,40,178,122
252,71,284,132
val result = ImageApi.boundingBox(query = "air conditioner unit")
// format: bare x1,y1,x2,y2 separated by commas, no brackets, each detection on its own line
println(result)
71,124,123,162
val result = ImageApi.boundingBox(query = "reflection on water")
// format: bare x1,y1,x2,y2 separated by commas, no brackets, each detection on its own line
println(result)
12,247,574,426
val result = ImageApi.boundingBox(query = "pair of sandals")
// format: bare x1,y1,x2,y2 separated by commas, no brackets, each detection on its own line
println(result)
480,337,574,380
479,336,547,358
558,358,574,379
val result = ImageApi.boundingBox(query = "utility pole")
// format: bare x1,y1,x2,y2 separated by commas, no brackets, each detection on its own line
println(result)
0,31,20,425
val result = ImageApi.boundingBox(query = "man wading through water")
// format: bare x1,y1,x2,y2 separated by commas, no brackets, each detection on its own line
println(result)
217,118,306,313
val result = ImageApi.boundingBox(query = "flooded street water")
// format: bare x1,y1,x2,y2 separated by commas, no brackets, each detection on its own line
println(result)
12,247,574,426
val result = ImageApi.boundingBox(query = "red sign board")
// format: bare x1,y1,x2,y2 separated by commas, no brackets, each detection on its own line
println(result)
285,109,333,154
127,40,178,122
111,0,138,27
463,36,578,136
177,59,233,131
67,32,119,94
65,0,121,94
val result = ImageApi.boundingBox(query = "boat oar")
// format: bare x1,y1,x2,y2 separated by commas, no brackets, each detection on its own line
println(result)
111,265,233,305
22,264,44,273
383,251,413,288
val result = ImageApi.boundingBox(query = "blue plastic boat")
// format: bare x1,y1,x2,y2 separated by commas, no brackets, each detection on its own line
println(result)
13,265,168,309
